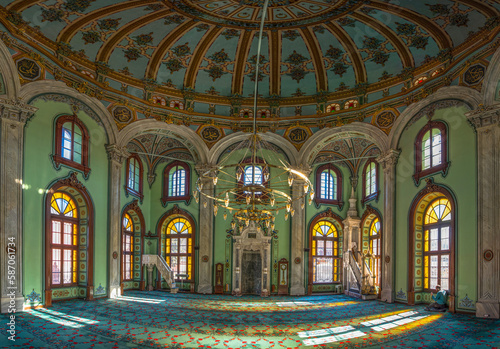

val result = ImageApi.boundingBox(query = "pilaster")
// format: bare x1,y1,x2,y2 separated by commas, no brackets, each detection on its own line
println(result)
196,165,215,294
377,149,400,303
106,144,129,298
342,187,361,293
290,178,306,296
467,105,500,319
0,99,37,313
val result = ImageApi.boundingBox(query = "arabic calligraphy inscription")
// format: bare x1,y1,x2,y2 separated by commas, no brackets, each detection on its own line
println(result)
17,58,41,81
463,64,485,86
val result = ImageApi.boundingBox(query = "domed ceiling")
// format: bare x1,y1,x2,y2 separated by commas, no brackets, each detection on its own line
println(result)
1,0,499,124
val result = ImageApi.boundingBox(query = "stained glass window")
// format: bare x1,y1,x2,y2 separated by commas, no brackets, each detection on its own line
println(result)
311,220,340,284
423,198,452,291
122,213,134,281
50,192,78,286
165,217,193,282
369,218,381,287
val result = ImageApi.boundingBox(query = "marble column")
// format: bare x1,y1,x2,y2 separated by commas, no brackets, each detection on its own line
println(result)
377,149,400,303
196,166,214,294
106,145,129,299
342,188,361,294
467,106,500,319
290,178,306,296
0,99,37,313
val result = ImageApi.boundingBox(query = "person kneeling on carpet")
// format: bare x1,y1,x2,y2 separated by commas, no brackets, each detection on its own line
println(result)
425,285,448,312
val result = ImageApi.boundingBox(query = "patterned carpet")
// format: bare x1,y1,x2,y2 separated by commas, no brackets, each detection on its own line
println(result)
1,291,499,348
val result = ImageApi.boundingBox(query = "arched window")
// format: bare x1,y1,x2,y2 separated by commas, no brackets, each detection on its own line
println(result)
49,192,78,287
53,115,90,176
165,217,193,283
162,161,190,205
122,213,134,281
369,218,381,287
125,155,143,200
423,198,452,291
363,160,379,203
311,220,340,284
316,164,343,207
414,121,449,184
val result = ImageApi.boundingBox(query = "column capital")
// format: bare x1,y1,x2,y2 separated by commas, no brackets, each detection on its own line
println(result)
466,103,500,130
195,163,218,177
0,97,37,124
377,149,401,170
105,144,129,164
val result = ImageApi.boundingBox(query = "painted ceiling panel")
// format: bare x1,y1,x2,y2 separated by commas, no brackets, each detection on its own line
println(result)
2,0,498,120
242,34,270,98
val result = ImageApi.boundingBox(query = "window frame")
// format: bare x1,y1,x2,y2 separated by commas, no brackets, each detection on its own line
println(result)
164,216,195,284
368,218,382,287
53,114,90,177
362,159,379,204
413,121,449,184
423,198,453,292
237,157,269,201
315,164,343,208
311,220,341,285
48,192,79,288
162,161,190,205
125,155,144,200
121,213,134,282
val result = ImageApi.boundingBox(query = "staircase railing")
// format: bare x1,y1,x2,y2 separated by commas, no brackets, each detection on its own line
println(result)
142,254,175,290
346,250,376,295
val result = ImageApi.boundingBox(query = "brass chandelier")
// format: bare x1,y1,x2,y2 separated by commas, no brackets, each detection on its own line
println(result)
194,0,314,229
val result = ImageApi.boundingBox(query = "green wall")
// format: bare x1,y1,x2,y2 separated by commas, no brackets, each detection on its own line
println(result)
394,106,477,312
23,99,110,304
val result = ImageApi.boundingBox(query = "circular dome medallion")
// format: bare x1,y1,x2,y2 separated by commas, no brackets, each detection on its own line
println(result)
167,0,360,29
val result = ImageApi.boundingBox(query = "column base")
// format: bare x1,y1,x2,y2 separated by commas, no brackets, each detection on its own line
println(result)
380,288,394,303
476,300,500,319
1,296,24,314
108,285,121,298
290,285,305,296
197,284,213,294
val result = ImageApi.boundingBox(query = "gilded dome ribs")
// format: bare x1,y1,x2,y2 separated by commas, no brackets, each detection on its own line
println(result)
351,12,414,69
184,26,225,90
369,1,453,50
269,30,281,96
299,27,327,92
57,0,157,44
96,9,171,64
6,0,38,12
457,0,499,17
324,22,367,84
146,19,198,80
232,30,253,95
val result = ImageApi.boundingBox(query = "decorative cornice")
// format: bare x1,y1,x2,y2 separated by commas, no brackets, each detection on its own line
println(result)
466,103,500,129
376,149,400,170
106,144,129,164
406,99,469,131
0,97,37,123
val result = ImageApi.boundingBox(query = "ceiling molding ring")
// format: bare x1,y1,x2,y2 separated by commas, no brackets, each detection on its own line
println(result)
389,86,482,149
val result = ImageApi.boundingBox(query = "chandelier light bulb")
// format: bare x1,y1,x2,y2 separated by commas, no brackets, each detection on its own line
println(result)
213,176,218,186
236,167,243,181
304,183,309,193
223,212,227,220
301,201,305,210
286,203,291,212
290,208,295,217
310,190,315,200
270,196,275,207
266,220,270,228
203,201,207,208
198,182,203,191
271,223,275,230
225,192,229,207
288,173,294,186
308,197,313,205
214,204,218,216
264,171,270,182
272,216,275,222
285,213,288,221
245,219,250,226
246,195,251,205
